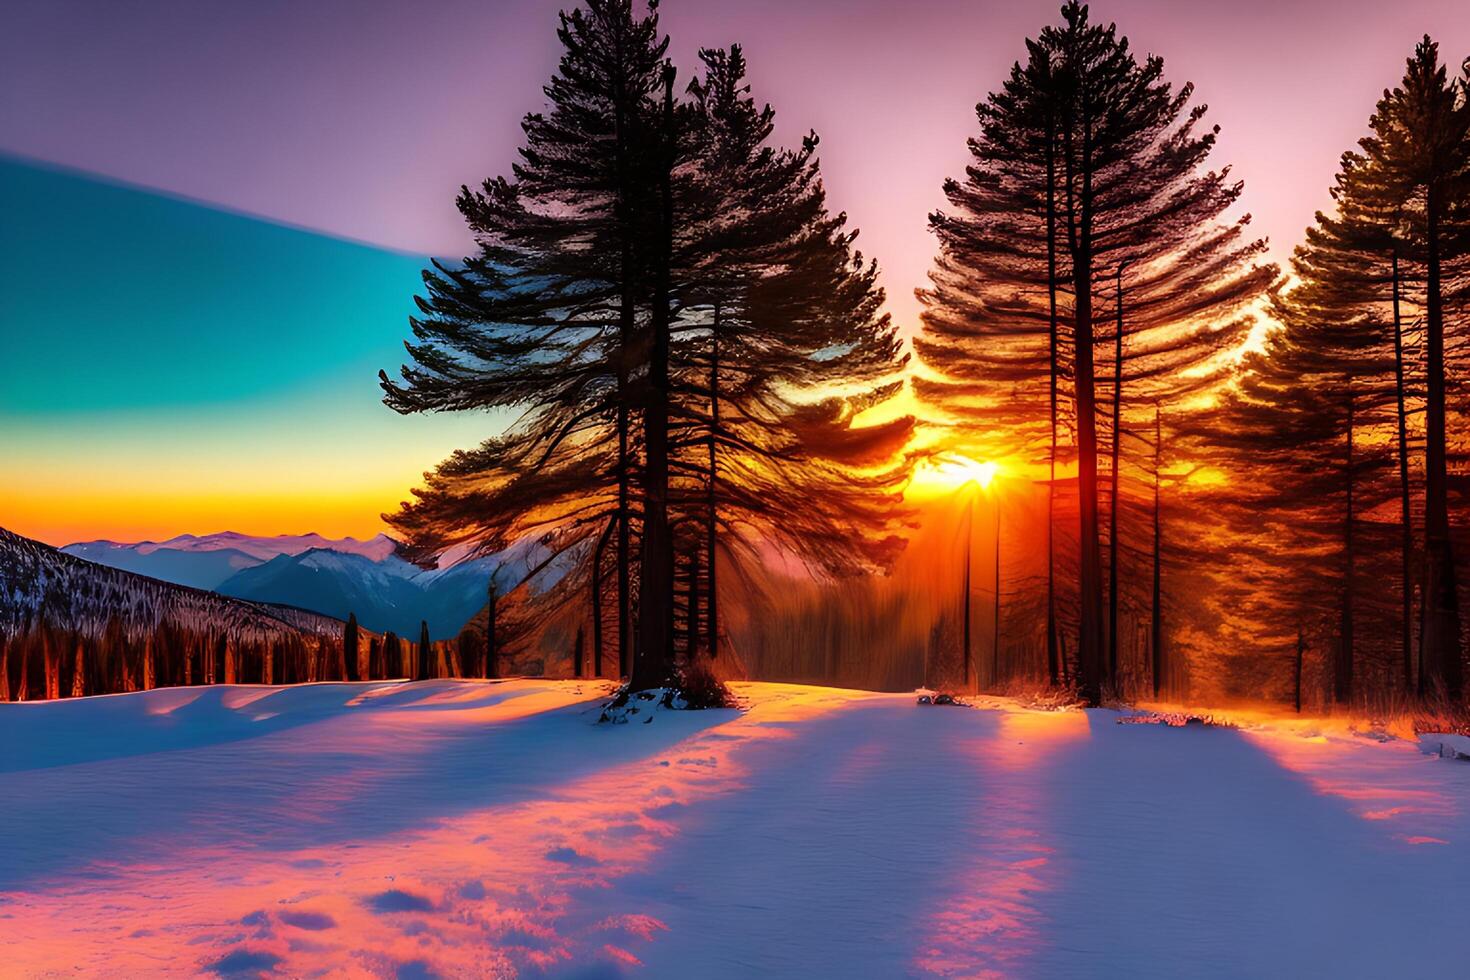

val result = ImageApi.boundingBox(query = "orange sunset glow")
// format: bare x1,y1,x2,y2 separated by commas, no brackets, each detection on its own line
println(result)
5,0,1470,976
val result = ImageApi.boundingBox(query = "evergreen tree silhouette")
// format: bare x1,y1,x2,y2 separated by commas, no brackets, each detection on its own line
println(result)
918,1,1270,703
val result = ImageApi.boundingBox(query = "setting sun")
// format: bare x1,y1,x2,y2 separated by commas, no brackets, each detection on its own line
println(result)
927,453,1000,490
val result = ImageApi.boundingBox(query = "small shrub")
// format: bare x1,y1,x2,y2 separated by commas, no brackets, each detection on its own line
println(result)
676,657,736,710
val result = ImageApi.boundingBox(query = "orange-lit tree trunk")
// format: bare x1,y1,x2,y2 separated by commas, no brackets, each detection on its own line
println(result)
1067,99,1105,707
592,516,614,678
1151,404,1163,699
1389,246,1413,692
1045,109,1061,689
1336,394,1355,705
1420,183,1461,700
1108,264,1124,687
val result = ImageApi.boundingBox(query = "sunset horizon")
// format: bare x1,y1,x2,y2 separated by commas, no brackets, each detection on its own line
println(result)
4,1,1470,976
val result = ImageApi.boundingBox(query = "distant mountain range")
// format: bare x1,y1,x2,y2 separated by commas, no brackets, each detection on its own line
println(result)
61,531,542,640
62,532,398,589
1,527,345,643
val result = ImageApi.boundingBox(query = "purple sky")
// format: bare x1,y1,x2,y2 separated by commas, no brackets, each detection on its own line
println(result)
5,0,1469,329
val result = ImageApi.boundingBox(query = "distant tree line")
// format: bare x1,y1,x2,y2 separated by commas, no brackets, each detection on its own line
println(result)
0,609,518,701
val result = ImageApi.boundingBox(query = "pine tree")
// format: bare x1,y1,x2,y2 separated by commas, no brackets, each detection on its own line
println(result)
343,613,360,683
1356,38,1470,700
385,8,911,697
1198,37,1470,709
918,1,1271,703
675,45,913,665
382,0,673,682
417,621,433,681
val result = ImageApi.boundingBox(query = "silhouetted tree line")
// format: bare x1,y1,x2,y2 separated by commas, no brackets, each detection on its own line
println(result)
0,617,323,701
0,608,520,701
1187,36,1470,711
27,3,1463,714
917,5,1470,714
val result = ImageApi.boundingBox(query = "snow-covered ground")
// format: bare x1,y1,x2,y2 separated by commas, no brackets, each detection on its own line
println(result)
1,681,1467,978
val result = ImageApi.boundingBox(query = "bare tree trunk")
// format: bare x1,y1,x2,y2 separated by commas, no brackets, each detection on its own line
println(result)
486,583,499,679
1152,404,1163,699
1337,395,1355,705
1390,246,1414,692
612,46,635,685
1108,265,1124,688
1066,97,1105,706
687,549,701,662
593,516,614,679
962,495,973,690
707,301,721,659
71,638,86,698
992,498,1001,688
44,628,58,700
1045,112,1061,688
630,68,678,693
1294,627,1305,713
1420,187,1461,699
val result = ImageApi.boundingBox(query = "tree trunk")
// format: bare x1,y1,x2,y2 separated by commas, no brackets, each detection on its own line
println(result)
593,516,614,679
1045,111,1061,689
417,621,433,681
630,68,678,693
1067,100,1105,706
612,49,635,685
1420,186,1461,700
1108,265,1124,687
1390,246,1414,692
687,549,701,662
70,639,85,698
1337,395,1355,705
486,584,499,679
992,497,1001,688
1152,404,1163,699
343,614,360,683
707,301,721,659
1294,627,1304,713
962,495,973,690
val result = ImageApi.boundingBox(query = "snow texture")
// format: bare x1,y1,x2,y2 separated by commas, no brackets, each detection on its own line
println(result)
1,679,1467,977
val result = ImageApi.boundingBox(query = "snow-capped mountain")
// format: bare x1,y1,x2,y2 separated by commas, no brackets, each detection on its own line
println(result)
1,527,345,642
59,528,559,641
215,544,542,640
114,531,398,562
59,540,261,590
61,532,399,590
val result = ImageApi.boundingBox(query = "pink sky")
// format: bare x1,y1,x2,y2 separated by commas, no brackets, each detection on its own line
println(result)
6,0,1468,329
